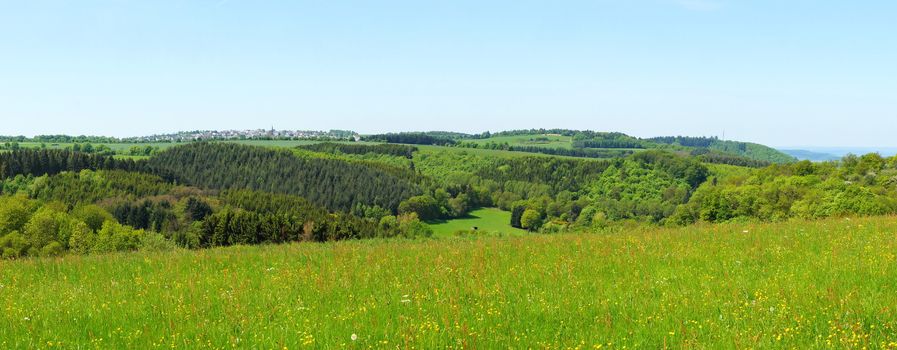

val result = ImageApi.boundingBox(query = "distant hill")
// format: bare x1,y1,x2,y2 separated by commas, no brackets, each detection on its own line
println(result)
374,130,799,164
631,135,798,164
780,149,840,162
705,139,797,164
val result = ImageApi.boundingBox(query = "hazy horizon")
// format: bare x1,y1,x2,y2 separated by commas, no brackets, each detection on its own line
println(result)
2,1,895,147
6,127,897,151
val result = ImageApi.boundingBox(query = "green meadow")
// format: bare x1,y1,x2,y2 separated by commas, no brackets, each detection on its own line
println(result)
465,134,574,149
426,207,528,237
2,215,896,349
415,144,582,159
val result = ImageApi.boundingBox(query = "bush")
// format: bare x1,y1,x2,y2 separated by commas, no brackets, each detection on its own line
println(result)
398,195,441,221
93,221,144,253
397,213,433,238
140,232,176,252
40,241,64,257
0,195,35,234
520,209,543,231
0,231,29,258
23,208,66,250
72,205,115,232
171,222,202,248
68,221,96,254
539,220,567,234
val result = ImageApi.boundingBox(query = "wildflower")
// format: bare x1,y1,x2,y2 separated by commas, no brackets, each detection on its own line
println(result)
351,334,358,341
23,317,30,321
742,230,749,233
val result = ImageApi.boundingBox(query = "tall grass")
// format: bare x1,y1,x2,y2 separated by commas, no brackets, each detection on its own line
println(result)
2,216,896,348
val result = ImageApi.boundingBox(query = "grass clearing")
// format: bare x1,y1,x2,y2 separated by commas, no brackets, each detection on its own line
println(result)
426,207,527,237
2,216,897,348
466,134,574,149
415,144,582,159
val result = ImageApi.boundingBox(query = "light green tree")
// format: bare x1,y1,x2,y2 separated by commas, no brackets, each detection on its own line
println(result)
520,209,543,232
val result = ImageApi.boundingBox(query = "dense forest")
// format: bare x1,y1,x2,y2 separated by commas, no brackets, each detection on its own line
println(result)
145,143,420,212
1,130,894,259
0,149,143,178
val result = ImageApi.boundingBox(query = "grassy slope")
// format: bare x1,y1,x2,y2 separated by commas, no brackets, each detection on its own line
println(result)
2,216,897,348
460,133,795,164
415,144,572,158
465,134,575,149
709,140,798,164
426,208,528,237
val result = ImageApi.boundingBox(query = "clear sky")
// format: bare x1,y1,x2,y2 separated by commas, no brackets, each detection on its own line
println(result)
1,0,894,147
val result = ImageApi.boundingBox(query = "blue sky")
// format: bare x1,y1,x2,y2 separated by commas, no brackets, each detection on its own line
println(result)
1,0,894,147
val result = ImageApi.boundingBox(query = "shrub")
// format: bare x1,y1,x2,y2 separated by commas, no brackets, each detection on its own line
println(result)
40,241,64,257
23,208,65,250
0,195,35,234
68,221,96,254
140,232,176,252
398,195,441,220
397,213,433,238
520,209,543,231
0,231,29,258
72,205,115,232
93,221,144,254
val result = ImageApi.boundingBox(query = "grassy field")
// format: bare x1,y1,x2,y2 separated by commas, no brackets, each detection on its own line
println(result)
415,144,584,159
2,216,897,348
465,134,574,149
426,208,528,237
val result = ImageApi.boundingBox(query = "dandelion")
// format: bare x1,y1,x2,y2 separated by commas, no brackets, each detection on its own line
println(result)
351,334,358,341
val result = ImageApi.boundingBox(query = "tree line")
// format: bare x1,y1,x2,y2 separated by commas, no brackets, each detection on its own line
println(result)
0,149,144,179
361,133,458,146
298,142,417,159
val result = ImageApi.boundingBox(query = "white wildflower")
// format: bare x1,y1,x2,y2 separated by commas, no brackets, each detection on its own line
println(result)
351,333,358,341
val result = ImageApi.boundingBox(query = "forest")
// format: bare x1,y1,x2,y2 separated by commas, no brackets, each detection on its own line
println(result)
1,132,895,259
